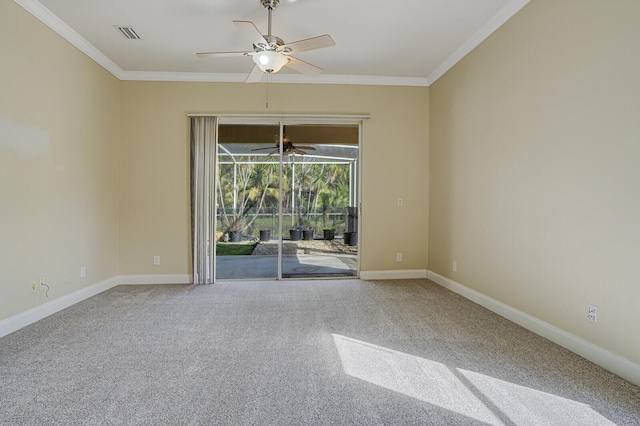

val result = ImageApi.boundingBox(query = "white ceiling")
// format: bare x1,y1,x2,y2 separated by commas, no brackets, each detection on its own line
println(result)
16,0,529,86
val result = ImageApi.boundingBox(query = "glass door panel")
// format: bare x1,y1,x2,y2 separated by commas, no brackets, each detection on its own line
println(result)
214,121,360,281
280,124,359,278
215,123,280,280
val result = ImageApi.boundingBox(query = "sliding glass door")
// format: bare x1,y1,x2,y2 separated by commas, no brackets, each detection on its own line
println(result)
214,120,360,281
215,123,280,280
279,124,359,278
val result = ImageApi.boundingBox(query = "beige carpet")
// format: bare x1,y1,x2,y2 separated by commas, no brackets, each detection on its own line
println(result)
1,279,638,425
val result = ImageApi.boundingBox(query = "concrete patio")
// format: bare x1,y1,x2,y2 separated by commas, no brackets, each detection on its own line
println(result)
215,239,358,279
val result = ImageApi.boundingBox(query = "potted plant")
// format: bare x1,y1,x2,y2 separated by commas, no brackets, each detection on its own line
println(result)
259,229,271,241
323,228,335,241
227,217,246,243
343,231,357,246
299,216,314,240
289,227,302,241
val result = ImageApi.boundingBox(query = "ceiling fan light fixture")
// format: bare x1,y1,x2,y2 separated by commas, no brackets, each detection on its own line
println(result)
253,50,288,73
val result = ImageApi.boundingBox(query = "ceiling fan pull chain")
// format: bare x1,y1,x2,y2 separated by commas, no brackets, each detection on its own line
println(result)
266,76,270,109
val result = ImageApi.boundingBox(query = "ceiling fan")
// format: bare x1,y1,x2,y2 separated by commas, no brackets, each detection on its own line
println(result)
196,0,335,83
251,135,317,156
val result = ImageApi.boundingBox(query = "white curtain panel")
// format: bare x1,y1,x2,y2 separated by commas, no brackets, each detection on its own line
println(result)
190,116,217,284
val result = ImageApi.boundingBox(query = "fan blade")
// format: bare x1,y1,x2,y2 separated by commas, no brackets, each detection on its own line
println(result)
295,145,316,151
293,149,307,155
280,34,335,54
245,64,264,83
251,146,277,151
284,56,323,75
233,20,268,47
196,51,252,58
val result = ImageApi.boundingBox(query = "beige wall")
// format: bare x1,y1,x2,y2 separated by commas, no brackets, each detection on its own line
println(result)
119,82,429,276
429,0,640,364
1,0,428,324
3,0,638,376
0,2,121,321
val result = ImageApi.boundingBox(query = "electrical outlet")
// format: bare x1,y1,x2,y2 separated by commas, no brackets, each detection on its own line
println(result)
64,273,69,282
587,304,597,323
154,256,160,265
80,266,86,278
39,278,47,291
397,198,403,207
396,253,403,262
452,261,457,272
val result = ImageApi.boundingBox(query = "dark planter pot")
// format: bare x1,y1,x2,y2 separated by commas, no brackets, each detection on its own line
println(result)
343,232,358,246
229,230,243,242
323,229,335,241
259,230,271,241
289,229,302,241
302,230,314,240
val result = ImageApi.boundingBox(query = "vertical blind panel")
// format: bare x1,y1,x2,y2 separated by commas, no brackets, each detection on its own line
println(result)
190,116,217,284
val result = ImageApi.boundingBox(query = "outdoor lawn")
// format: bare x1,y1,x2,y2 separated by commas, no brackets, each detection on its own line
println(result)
216,242,257,256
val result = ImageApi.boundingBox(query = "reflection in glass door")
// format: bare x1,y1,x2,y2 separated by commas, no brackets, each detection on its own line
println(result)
279,124,359,278
215,124,280,280
214,122,359,281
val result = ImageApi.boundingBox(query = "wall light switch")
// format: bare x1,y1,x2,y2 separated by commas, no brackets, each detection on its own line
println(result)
154,256,160,266
397,198,403,207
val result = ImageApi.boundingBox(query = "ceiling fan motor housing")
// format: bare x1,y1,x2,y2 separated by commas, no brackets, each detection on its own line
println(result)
261,0,280,9
260,35,285,50
196,0,332,81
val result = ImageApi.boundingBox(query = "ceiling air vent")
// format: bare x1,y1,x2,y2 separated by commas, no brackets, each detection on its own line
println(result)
114,26,141,40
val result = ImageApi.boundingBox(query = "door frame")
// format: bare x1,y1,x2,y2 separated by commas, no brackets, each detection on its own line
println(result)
207,114,369,282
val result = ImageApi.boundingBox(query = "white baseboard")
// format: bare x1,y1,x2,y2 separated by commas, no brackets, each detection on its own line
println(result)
0,276,119,339
360,269,428,280
427,270,640,387
117,274,192,285
0,274,192,338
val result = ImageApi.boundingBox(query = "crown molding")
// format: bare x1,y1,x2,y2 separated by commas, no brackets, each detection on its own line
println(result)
426,0,530,85
119,70,429,87
14,0,125,80
16,0,527,87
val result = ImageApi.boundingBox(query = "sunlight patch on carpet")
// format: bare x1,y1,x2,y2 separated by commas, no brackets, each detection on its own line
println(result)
332,334,614,425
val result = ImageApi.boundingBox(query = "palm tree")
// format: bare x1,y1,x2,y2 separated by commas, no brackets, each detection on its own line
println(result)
216,157,277,235
216,154,353,236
